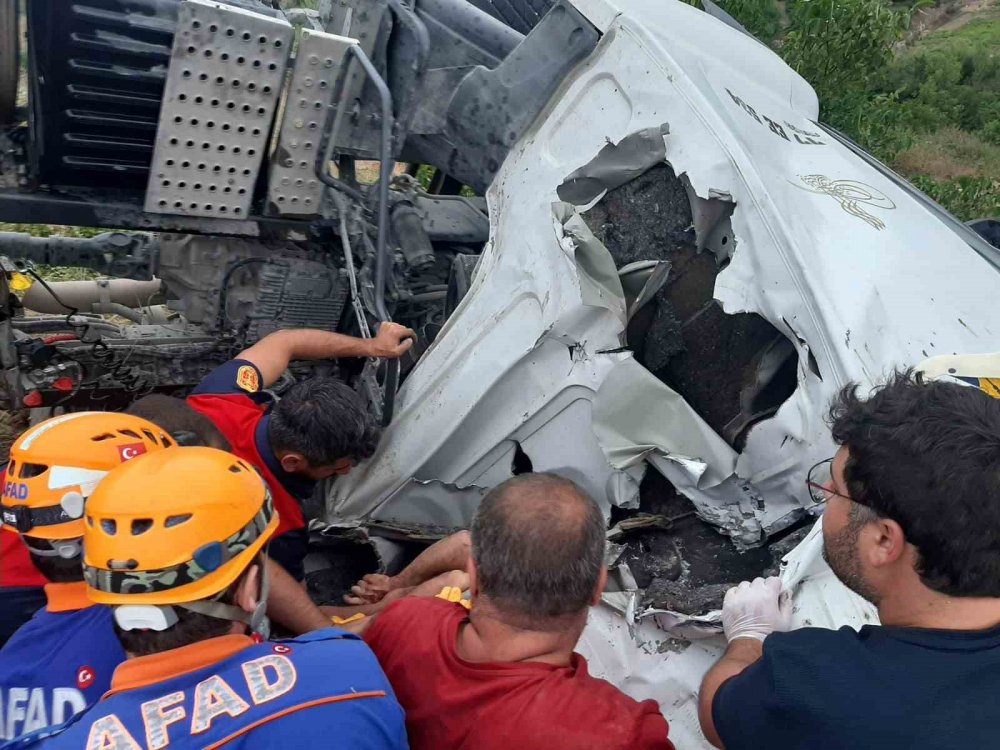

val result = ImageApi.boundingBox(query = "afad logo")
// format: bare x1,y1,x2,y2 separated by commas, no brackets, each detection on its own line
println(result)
3,481,28,499
77,665,95,690
117,443,147,462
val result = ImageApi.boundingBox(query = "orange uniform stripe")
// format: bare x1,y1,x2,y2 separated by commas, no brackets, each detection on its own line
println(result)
202,690,388,750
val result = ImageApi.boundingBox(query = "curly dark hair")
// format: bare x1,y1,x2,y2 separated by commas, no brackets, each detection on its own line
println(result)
828,369,1000,597
268,377,380,467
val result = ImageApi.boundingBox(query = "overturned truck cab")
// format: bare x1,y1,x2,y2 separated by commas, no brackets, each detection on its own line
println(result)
322,1,999,744
0,0,998,745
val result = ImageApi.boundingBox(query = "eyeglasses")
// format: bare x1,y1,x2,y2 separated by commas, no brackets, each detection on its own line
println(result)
805,457,853,505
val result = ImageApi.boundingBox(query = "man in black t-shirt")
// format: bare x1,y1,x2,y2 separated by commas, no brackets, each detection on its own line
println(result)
699,369,1000,750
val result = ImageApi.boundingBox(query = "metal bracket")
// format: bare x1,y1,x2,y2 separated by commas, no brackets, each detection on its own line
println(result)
266,29,357,217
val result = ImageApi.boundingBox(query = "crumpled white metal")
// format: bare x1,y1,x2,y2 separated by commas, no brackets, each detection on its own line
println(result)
580,521,877,749
327,0,996,739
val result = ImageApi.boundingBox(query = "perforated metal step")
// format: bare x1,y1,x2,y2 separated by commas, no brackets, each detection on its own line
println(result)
144,0,292,218
265,29,356,217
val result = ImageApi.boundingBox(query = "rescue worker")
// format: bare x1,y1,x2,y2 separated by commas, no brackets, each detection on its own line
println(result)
24,446,407,749
699,370,1000,749
362,472,675,750
0,410,47,646
124,394,336,634
186,324,414,584
0,413,173,740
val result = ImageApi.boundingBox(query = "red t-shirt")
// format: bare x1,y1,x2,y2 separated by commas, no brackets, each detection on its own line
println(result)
187,360,311,539
0,467,47,588
364,596,675,750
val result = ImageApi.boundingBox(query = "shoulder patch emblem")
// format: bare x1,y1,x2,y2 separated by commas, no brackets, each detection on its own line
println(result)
235,365,260,393
77,665,95,689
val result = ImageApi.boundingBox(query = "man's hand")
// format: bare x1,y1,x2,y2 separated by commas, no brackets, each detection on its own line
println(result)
367,322,415,359
345,573,397,605
344,531,472,605
722,576,792,643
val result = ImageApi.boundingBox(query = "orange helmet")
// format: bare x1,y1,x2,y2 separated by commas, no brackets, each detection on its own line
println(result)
1,412,173,541
82,446,277,607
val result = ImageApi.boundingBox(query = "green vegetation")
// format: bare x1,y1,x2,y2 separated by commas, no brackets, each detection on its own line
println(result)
702,0,1000,220
0,223,106,238
0,224,103,279
713,0,783,40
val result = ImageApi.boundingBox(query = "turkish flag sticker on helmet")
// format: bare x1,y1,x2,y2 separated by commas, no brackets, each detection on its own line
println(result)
117,443,147,462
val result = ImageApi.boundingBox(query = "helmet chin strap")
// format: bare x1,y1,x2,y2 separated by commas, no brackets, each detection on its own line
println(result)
115,561,271,639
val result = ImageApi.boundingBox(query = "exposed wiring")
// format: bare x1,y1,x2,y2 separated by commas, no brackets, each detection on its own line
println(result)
24,269,153,402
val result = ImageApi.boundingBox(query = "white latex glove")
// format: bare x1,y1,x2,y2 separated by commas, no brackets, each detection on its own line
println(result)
722,576,792,643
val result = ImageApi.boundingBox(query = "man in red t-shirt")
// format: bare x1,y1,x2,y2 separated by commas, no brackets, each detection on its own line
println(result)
363,473,676,750
187,324,413,583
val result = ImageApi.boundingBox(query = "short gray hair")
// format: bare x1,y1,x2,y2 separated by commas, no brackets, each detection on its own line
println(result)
471,472,606,622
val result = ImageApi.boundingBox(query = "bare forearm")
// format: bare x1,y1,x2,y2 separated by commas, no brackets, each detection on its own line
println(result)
393,531,471,589
326,570,469,633
240,330,373,386
265,557,330,634
698,639,763,748
276,329,373,360
321,601,388,619
238,323,413,386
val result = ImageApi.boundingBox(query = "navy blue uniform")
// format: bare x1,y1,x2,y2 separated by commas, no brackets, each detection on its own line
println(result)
188,361,313,580
12,628,406,750
714,623,1000,749
0,583,125,741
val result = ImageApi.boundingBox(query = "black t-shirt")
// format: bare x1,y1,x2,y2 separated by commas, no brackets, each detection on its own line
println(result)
714,623,1000,749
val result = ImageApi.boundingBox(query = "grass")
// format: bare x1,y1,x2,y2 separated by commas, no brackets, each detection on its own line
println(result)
0,223,108,238
875,14,1000,218
908,8,1000,50
0,223,104,279
894,127,1000,180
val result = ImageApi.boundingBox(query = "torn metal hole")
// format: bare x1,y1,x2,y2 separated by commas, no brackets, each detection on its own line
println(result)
624,469,813,614
582,162,798,449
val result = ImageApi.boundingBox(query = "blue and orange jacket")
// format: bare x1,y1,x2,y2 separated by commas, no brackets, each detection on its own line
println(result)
0,583,125,741
9,628,408,750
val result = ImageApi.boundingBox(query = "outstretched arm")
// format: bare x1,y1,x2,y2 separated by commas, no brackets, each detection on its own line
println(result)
265,556,331,634
238,323,415,387
344,530,472,605
698,639,763,748
323,569,470,635
698,577,791,748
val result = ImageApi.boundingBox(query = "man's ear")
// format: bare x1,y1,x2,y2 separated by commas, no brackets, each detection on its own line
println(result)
864,517,907,569
591,565,608,606
278,451,307,474
467,557,479,598
235,564,261,615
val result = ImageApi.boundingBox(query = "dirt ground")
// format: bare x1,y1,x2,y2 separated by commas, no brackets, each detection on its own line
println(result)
904,0,994,42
